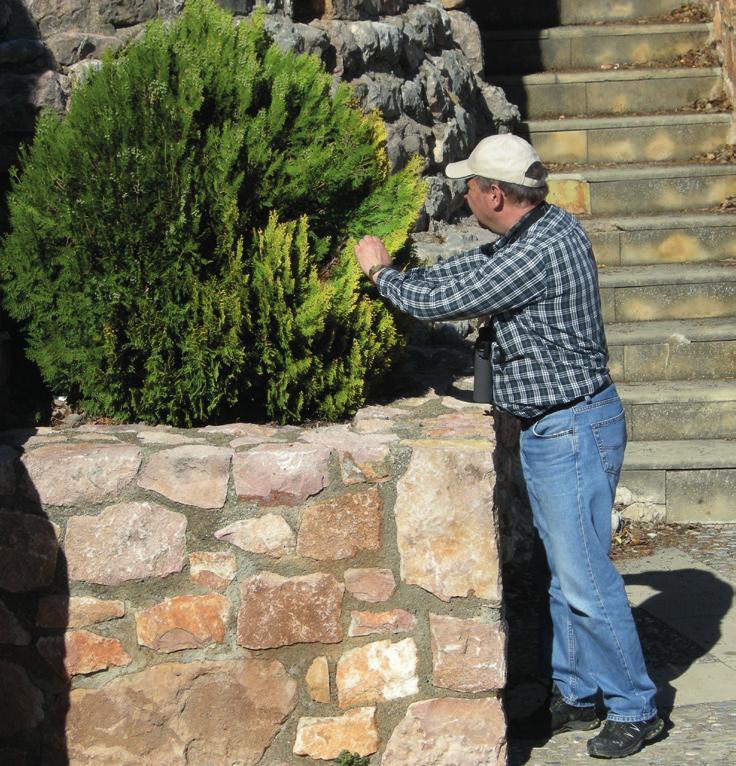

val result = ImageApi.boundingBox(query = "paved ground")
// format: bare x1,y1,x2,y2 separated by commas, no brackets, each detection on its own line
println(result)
505,524,736,765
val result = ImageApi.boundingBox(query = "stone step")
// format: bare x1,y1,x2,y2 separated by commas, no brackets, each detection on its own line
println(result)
484,23,711,74
584,212,736,266
547,163,736,216
606,317,736,382
522,112,732,164
491,67,722,119
598,262,736,322
468,0,687,29
618,380,736,440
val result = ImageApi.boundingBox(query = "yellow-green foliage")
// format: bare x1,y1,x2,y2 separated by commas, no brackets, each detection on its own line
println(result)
0,0,425,425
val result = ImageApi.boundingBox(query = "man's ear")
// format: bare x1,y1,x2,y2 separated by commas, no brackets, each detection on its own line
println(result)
489,183,504,211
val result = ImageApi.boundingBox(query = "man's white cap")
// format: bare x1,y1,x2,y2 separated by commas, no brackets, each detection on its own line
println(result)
445,134,545,187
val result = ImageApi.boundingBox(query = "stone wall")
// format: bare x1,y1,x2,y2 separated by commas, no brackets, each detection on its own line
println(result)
0,0,519,229
0,380,509,764
709,0,736,129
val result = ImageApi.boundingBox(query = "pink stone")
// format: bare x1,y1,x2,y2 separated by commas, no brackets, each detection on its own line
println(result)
0,661,44,737
294,707,380,759
238,572,344,649
300,424,396,481
65,501,187,585
215,515,295,557
66,660,297,765
233,443,333,505
199,422,279,437
37,630,131,678
381,697,507,766
0,600,30,644
135,594,229,652
344,568,396,602
336,638,418,707
137,445,233,509
0,511,58,592
189,551,236,590
430,613,507,692
36,595,125,629
297,487,382,561
348,609,415,637
20,442,141,505
418,411,493,439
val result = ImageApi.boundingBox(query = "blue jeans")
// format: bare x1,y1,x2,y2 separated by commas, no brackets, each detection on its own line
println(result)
519,383,657,722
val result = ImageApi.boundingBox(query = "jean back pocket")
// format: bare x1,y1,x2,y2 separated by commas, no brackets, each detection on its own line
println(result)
591,410,626,475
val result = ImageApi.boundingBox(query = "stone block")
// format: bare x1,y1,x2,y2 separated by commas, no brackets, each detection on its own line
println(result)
618,470,666,505
527,128,588,164
614,284,736,322
297,487,382,561
667,469,736,522
20,441,141,506
0,600,30,645
305,656,330,703
0,511,58,592
36,595,125,629
395,441,500,603
189,551,237,590
344,567,396,602
138,445,232,509
0,445,18,494
348,609,415,637
238,571,344,649
65,502,187,585
215,514,296,557
66,660,297,765
233,442,332,505
381,697,506,766
429,614,506,692
416,411,493,439
293,707,380,759
37,630,131,678
135,594,230,652
622,340,736,381
336,637,418,707
0,661,44,737
547,177,591,215
629,401,736,441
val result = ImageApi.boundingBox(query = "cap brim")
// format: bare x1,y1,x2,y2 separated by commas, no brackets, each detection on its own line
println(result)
444,159,473,179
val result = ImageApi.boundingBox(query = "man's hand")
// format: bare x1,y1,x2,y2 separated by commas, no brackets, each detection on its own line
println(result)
355,236,393,282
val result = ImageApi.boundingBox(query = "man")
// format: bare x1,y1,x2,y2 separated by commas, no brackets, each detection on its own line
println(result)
354,134,662,760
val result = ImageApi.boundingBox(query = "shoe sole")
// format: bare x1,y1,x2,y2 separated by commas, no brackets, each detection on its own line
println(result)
587,718,665,759
553,717,601,735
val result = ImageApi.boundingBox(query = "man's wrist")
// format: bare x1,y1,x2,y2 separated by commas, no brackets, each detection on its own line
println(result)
368,263,386,280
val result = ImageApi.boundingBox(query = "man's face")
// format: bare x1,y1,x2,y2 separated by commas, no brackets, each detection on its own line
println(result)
464,177,503,233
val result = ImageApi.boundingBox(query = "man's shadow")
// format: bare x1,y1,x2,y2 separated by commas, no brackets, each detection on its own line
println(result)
0,441,69,765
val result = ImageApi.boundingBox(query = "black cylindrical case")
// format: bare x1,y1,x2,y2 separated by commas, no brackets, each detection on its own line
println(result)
473,325,493,403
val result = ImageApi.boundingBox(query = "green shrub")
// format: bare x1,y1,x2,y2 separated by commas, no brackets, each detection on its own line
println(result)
0,0,424,425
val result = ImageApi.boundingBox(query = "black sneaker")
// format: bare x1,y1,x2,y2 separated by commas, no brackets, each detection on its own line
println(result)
587,716,664,758
549,693,600,735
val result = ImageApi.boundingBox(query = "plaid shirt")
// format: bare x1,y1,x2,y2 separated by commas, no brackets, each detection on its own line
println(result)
375,204,610,418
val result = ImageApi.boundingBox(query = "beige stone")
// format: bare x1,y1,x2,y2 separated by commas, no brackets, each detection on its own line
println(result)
36,595,125,629
430,614,506,692
0,661,44,737
348,609,415,637
293,707,380,759
137,445,232,509
297,488,382,561
136,431,206,445
238,572,344,649
135,594,230,653
20,442,141,505
395,441,500,603
215,515,295,557
336,637,418,707
67,660,297,765
233,443,332,505
65,501,187,585
381,697,507,766
344,568,396,602
200,422,279,437
189,551,237,590
0,511,58,593
37,630,131,678
305,656,330,703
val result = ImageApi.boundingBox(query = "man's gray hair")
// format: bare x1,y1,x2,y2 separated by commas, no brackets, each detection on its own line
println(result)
474,161,549,205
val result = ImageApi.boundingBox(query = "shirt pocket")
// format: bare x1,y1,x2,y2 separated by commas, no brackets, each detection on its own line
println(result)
591,410,626,475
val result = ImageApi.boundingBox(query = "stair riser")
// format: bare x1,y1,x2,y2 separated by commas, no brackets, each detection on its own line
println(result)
618,468,736,522
609,339,736,381
526,121,730,164
601,283,736,322
549,173,736,215
502,73,721,119
588,224,736,266
470,0,685,28
485,29,710,74
623,401,736,440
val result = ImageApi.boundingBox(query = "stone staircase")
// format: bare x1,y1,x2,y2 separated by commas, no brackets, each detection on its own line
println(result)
480,0,736,522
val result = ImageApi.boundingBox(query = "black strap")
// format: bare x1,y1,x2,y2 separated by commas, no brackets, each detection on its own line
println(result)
505,202,549,246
